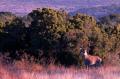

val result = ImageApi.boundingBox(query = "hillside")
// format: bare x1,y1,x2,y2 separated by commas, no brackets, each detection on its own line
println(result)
69,5,120,18
0,0,120,17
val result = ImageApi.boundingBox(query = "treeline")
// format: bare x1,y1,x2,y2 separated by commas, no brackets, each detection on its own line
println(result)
0,8,120,66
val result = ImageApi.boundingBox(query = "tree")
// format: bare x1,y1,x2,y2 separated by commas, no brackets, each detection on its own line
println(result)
29,8,69,49
3,17,28,50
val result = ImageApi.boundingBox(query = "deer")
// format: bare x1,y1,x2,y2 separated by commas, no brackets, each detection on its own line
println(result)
80,48,102,68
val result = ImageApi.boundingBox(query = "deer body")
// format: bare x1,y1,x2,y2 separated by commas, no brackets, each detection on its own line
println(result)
81,49,102,67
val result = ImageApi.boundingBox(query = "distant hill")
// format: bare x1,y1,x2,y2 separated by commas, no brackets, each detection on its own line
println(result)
0,0,120,17
69,5,120,18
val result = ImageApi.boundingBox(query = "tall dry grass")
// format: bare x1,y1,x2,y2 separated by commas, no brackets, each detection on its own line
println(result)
0,60,120,79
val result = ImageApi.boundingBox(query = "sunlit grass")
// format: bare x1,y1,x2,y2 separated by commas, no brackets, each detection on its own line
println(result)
0,61,120,79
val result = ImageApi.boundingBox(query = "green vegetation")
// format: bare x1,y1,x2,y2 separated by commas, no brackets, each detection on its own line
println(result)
0,8,119,67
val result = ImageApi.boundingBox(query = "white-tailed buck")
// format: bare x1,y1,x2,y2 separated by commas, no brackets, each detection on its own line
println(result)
80,48,102,67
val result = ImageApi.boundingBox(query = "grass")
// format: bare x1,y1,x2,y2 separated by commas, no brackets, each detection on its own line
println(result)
0,60,120,79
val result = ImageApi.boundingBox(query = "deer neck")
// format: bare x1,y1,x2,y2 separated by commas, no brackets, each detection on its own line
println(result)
84,50,88,57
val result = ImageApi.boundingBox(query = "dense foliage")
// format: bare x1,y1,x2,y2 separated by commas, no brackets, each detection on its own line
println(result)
0,8,119,66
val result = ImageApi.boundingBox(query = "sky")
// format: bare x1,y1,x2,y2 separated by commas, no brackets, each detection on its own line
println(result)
0,0,120,13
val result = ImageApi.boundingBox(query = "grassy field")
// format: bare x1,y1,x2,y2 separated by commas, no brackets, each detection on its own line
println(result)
0,62,120,79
